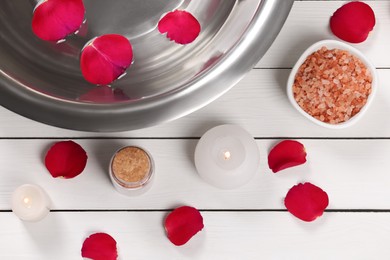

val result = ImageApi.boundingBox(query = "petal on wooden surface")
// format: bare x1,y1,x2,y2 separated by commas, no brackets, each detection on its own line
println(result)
45,140,88,179
268,140,307,173
165,206,204,246
285,182,329,222
330,1,375,43
81,233,118,260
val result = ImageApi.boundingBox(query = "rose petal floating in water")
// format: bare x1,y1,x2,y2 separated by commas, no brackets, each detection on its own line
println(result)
330,1,375,43
45,140,88,178
32,0,85,42
81,233,118,260
285,182,329,222
158,10,201,44
80,34,133,85
165,206,204,246
268,140,307,173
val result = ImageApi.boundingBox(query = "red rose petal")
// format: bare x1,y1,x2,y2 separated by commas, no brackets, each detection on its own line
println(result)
165,206,204,246
32,0,85,42
330,1,375,43
80,34,133,85
81,233,118,260
268,140,307,173
158,10,201,44
44,140,88,178
285,182,329,222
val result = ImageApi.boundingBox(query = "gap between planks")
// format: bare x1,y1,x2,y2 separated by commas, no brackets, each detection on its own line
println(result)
2,209,390,213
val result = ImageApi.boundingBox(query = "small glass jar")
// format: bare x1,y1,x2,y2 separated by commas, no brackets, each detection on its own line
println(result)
109,146,154,196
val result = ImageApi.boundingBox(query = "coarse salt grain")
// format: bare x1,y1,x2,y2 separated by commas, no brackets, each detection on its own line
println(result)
293,47,372,124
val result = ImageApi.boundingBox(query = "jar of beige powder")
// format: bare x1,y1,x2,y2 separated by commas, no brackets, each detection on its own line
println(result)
109,146,154,196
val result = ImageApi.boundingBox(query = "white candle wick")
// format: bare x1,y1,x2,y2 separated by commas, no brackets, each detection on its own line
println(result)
23,197,32,208
195,125,260,189
223,150,231,160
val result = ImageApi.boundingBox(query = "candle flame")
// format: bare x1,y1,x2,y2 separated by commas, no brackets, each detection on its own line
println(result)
223,151,231,160
23,197,32,208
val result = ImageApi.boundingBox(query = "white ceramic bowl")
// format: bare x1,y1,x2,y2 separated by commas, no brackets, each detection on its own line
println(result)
287,40,377,129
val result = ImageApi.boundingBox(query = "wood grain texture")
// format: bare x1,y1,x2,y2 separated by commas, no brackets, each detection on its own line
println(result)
0,139,389,210
0,212,388,260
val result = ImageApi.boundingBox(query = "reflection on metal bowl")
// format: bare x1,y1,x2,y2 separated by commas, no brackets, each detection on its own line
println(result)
0,0,293,132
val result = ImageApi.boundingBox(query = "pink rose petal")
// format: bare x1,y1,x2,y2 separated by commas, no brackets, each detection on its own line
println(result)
268,140,307,173
165,206,204,246
44,140,88,179
285,182,329,222
32,0,85,42
158,10,201,44
80,34,133,85
81,233,118,260
330,1,375,43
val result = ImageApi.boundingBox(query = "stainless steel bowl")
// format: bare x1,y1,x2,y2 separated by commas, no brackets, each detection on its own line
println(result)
0,0,293,132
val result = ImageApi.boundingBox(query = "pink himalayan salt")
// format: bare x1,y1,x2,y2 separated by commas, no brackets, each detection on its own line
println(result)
293,47,372,124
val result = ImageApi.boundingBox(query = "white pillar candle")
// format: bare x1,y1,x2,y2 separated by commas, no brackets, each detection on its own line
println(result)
194,124,260,189
11,184,51,222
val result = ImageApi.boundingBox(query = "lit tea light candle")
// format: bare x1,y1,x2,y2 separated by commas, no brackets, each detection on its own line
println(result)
109,146,154,196
11,184,51,222
194,125,260,189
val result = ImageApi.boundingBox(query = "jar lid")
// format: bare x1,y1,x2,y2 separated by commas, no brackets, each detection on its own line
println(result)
110,146,153,189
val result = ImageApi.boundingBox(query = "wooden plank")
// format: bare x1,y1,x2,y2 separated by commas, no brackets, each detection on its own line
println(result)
0,68,389,138
0,211,389,259
0,139,389,210
256,1,390,68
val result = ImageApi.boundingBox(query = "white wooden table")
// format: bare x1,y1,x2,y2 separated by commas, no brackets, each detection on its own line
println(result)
1,1,390,259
